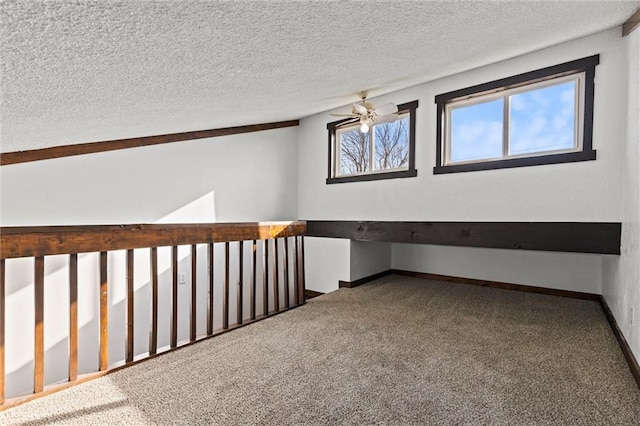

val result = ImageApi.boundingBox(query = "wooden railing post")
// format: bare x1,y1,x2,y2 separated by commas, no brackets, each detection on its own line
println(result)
223,242,230,330
301,237,306,301
251,241,257,321
0,259,5,404
237,242,244,326
273,239,279,312
126,250,134,363
99,252,109,371
149,248,159,355
293,237,299,306
296,237,305,305
263,240,269,316
207,243,214,336
190,245,197,342
69,254,78,382
171,246,178,348
34,257,45,394
284,237,290,309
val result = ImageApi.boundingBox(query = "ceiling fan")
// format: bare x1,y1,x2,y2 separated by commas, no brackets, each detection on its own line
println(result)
330,91,399,133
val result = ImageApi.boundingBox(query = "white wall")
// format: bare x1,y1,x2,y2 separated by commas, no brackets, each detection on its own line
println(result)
0,127,299,398
350,241,391,281
1,127,298,225
393,244,603,294
304,237,350,294
297,28,627,294
602,28,640,363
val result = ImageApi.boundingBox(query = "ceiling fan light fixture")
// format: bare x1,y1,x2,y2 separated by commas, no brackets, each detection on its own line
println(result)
360,122,369,133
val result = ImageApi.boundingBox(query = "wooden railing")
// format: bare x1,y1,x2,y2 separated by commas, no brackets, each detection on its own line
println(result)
0,221,306,409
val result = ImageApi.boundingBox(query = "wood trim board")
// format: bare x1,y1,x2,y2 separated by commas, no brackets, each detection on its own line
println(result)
0,120,299,166
390,269,600,300
304,289,324,299
306,220,621,255
337,268,599,300
599,296,640,389
623,8,640,36
339,270,393,288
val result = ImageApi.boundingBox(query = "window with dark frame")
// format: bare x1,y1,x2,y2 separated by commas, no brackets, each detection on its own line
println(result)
434,55,599,174
327,100,418,184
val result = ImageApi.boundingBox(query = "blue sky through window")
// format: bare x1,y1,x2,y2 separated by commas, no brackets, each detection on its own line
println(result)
450,80,576,163
450,99,503,162
509,81,575,155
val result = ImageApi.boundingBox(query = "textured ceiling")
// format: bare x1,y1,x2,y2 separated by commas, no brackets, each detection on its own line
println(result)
1,0,638,153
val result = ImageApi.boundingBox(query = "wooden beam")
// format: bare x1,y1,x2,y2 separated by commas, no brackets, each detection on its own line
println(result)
306,221,621,255
623,8,640,36
0,120,299,166
1,221,306,259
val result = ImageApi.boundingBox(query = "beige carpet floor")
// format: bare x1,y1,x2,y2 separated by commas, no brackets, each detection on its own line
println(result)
2,274,639,425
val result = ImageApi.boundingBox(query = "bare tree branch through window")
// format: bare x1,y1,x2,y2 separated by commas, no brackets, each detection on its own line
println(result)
338,116,409,175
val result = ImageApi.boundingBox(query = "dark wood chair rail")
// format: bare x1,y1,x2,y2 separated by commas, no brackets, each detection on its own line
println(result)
305,220,621,255
0,221,307,410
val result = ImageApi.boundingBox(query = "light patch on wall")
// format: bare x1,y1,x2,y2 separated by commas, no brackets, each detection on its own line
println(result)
154,191,216,224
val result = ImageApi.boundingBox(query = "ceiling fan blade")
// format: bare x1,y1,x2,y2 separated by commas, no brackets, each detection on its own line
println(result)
330,113,357,117
353,103,368,115
373,103,398,117
373,113,398,125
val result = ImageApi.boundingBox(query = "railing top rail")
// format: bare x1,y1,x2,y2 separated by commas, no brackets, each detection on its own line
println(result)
1,221,306,259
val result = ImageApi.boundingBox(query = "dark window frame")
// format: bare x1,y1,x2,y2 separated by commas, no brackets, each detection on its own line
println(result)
434,55,599,174
326,100,419,184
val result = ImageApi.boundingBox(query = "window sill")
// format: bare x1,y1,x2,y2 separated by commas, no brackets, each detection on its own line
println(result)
326,169,417,184
433,150,596,174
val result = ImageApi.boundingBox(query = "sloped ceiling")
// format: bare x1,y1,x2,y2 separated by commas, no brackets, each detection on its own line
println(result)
1,0,638,153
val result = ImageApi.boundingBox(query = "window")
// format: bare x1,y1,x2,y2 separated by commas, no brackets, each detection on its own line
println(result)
434,55,599,174
327,100,418,184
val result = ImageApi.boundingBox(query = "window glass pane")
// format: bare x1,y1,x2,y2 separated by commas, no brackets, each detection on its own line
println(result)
509,80,576,155
373,116,409,171
339,127,370,175
450,99,504,163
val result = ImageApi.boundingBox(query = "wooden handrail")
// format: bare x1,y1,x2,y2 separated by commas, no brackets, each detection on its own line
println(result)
1,221,306,259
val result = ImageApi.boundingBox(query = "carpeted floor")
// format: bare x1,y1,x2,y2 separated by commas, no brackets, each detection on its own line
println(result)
2,274,639,425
